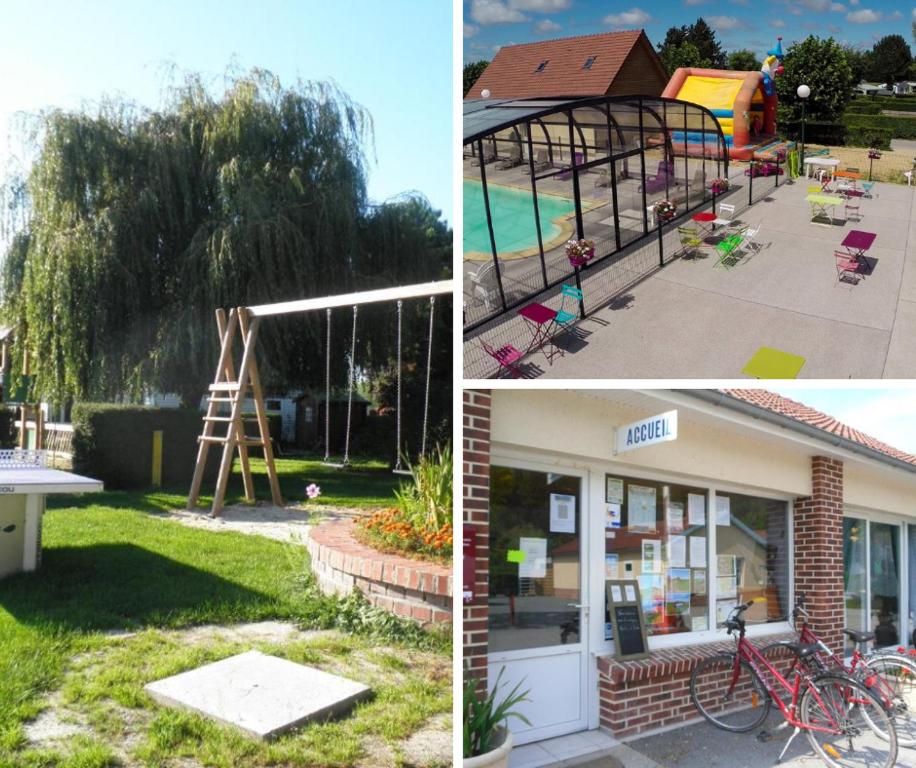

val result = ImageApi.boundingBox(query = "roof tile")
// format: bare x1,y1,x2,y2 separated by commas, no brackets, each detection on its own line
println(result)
721,389,916,466
467,30,655,100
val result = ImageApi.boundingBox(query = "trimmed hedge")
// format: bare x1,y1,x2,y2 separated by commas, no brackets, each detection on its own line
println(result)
844,125,893,150
72,404,218,490
844,102,883,115
782,120,847,146
844,113,916,141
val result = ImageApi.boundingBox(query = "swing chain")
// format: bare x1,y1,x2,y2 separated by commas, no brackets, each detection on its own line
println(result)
343,305,357,467
324,307,331,462
394,300,403,471
420,296,434,458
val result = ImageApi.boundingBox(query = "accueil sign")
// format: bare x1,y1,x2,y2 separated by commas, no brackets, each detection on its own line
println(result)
614,410,678,455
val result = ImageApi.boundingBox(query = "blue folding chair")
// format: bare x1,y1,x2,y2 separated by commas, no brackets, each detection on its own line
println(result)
555,284,583,339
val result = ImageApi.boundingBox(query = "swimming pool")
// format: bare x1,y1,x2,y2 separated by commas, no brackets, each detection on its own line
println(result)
463,179,576,260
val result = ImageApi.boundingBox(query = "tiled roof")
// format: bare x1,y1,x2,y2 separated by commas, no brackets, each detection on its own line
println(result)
721,389,916,466
467,30,655,99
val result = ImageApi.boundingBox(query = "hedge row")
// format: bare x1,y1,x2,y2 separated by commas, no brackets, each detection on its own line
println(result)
851,96,916,112
780,119,894,150
72,404,219,490
844,113,916,141
844,102,883,115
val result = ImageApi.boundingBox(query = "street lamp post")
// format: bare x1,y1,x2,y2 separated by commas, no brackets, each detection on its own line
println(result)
797,84,810,176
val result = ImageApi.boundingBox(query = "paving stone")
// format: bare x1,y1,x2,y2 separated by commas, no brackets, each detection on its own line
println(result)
144,650,371,740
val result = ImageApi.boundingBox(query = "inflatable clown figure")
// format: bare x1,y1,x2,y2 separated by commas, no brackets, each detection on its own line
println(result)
760,37,785,97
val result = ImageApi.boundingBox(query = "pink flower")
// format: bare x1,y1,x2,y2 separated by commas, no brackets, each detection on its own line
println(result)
306,483,321,500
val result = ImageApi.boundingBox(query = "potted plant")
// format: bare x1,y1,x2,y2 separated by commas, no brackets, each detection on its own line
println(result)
464,668,530,767
564,238,595,268
710,178,729,195
652,199,676,222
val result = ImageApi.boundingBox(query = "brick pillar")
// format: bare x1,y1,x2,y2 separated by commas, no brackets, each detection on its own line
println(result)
793,456,844,652
464,389,491,690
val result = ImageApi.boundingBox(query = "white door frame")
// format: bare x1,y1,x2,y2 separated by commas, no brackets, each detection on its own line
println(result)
488,452,591,744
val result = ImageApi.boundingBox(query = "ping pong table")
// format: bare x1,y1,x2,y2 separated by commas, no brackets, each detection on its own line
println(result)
0,450,102,579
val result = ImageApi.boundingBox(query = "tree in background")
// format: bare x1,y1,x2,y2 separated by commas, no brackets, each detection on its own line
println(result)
464,60,489,97
868,35,912,88
842,45,872,86
726,49,761,72
0,70,452,418
776,36,853,125
657,19,725,76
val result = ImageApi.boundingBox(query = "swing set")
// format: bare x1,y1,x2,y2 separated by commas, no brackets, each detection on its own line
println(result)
187,279,452,517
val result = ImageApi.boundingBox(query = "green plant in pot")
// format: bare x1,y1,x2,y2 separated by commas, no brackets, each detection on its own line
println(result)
464,667,531,766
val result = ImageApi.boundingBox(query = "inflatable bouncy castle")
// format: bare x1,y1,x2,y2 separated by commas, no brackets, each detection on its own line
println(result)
661,38,794,161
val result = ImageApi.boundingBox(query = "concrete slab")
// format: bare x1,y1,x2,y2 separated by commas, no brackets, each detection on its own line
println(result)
144,650,371,740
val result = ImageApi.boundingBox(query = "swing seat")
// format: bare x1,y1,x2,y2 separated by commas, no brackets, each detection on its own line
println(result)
321,461,349,469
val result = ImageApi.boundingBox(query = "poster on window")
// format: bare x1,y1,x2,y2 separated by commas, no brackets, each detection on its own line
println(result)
605,553,619,579
716,496,731,526
692,615,709,632
549,493,576,533
668,535,686,568
606,503,622,529
518,537,547,578
637,573,664,624
716,576,738,599
717,599,739,624
642,539,661,573
717,554,737,576
667,568,691,604
689,535,707,567
606,476,624,504
688,493,706,526
667,502,684,533
629,485,657,532
692,569,707,595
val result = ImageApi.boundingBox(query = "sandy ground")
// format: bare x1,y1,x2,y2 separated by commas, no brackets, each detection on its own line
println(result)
165,502,364,545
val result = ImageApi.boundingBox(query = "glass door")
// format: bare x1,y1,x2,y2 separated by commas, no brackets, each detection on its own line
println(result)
488,464,588,744
870,521,901,647
844,517,868,656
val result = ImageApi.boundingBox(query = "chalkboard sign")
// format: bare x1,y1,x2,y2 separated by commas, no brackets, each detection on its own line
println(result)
606,580,649,661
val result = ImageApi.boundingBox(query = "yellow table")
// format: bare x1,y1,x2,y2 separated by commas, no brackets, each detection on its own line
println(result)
805,193,844,224
742,347,806,379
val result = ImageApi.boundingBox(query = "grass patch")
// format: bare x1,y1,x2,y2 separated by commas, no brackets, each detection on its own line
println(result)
0,471,451,767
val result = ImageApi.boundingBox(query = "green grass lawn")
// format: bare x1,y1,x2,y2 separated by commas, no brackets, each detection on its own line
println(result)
0,459,450,767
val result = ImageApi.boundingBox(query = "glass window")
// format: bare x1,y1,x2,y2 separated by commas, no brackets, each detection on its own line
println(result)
604,475,709,637
488,467,581,652
844,517,868,655
870,522,900,647
714,492,789,627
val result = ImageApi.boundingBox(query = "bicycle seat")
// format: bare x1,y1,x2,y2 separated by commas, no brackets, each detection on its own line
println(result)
784,642,821,660
843,629,875,644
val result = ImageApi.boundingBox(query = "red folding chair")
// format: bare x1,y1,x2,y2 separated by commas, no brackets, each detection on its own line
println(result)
481,340,524,377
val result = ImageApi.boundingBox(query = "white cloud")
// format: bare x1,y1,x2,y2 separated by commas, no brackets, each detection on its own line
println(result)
788,5,803,14
846,8,882,22
509,0,570,10
772,18,787,27
535,19,561,31
707,14,744,29
470,0,527,25
830,2,846,11
849,0,859,4
800,0,831,10
730,0,750,5
464,23,478,38
603,7,652,25
684,0,708,5
889,9,902,19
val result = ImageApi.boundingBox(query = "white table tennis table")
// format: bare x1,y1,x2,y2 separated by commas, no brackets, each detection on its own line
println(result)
0,450,102,579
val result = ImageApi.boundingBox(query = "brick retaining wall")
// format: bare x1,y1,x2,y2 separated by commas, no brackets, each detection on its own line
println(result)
597,632,795,738
307,520,452,626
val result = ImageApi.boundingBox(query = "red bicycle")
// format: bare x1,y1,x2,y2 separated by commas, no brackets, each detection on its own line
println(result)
760,593,916,748
690,600,898,767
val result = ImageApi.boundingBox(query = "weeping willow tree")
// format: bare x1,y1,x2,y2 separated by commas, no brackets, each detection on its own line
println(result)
1,69,451,415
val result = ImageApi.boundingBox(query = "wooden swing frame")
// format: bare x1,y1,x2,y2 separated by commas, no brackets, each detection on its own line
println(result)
187,279,452,516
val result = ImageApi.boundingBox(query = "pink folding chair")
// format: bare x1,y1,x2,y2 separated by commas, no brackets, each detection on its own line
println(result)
481,340,524,378
845,199,861,222
835,251,861,284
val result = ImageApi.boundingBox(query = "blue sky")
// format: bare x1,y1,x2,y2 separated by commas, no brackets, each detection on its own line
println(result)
770,388,916,454
0,0,452,219
464,0,915,63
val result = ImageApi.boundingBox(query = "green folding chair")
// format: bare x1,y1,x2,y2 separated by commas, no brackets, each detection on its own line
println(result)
715,235,744,269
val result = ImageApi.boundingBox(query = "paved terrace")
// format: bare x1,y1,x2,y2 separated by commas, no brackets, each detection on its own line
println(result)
464,176,916,379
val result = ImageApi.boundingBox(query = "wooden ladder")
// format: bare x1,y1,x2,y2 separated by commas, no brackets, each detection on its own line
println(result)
187,307,283,516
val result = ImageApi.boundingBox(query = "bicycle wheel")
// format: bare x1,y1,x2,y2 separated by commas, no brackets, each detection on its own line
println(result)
800,673,897,768
690,653,770,732
862,653,916,747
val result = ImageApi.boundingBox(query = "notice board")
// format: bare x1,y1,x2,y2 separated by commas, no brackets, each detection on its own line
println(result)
605,579,649,661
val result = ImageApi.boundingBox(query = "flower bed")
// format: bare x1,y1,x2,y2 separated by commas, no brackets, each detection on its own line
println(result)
356,508,452,563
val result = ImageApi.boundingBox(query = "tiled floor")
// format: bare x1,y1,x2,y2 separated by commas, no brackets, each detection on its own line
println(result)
508,729,621,768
